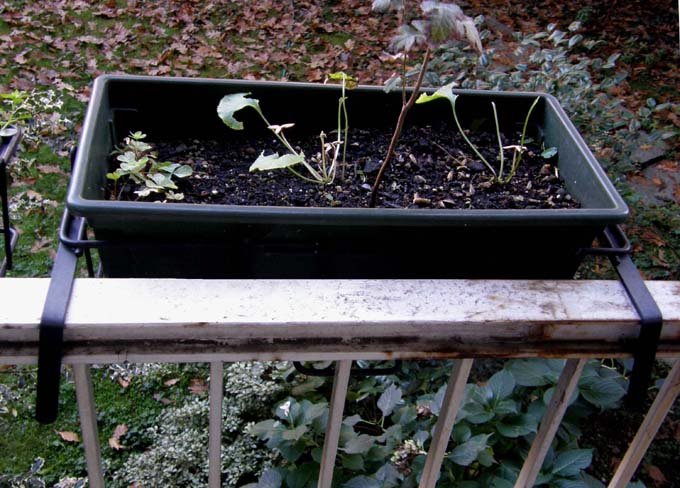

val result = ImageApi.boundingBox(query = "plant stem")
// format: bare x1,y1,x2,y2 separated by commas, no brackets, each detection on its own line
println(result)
369,46,432,208
506,96,540,182
491,102,504,182
451,97,496,177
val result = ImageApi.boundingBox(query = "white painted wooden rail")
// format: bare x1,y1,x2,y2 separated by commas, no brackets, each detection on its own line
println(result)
1,278,680,488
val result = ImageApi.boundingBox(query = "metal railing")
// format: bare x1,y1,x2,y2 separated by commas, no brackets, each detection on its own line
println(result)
1,277,679,487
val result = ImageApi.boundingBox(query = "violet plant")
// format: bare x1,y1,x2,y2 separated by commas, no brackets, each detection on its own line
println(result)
217,72,355,185
107,131,192,201
416,84,543,184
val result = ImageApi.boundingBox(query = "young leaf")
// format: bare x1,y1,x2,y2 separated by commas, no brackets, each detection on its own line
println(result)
217,92,262,130
173,165,193,178
541,147,558,159
250,152,306,172
415,83,457,106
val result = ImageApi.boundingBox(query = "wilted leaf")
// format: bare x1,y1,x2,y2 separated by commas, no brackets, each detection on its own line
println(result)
37,164,65,174
164,378,180,387
643,464,667,486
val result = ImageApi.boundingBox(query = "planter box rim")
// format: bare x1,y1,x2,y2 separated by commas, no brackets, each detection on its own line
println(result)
66,74,629,226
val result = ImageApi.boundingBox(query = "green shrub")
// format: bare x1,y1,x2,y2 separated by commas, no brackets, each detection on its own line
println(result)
246,359,628,487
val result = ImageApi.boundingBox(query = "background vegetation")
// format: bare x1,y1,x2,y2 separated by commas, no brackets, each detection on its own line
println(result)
1,0,677,486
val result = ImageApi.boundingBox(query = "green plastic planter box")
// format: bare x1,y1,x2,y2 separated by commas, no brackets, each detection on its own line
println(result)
66,75,628,278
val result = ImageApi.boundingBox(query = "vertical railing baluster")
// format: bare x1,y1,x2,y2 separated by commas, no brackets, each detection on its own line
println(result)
419,359,474,488
318,360,352,488
209,361,224,488
609,360,680,488
73,364,105,488
514,358,587,488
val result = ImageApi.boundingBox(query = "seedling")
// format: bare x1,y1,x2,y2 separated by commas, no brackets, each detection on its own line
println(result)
0,90,33,137
107,131,192,201
416,84,543,183
368,0,483,207
217,72,355,185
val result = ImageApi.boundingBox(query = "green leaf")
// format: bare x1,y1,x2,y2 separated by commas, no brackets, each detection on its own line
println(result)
249,419,278,438
489,478,514,488
282,425,308,441
217,92,262,130
542,147,558,159
278,442,305,462
551,449,593,477
377,384,402,417
174,165,193,178
250,152,305,172
452,422,471,443
258,469,283,488
342,454,365,471
494,399,519,416
508,359,558,386
579,377,626,408
343,414,363,427
286,465,317,488
448,433,492,466
496,414,537,438
149,173,177,189
477,447,496,467
416,83,457,106
568,34,583,48
343,476,381,488
302,401,327,423
342,434,375,454
291,376,325,396
488,369,516,401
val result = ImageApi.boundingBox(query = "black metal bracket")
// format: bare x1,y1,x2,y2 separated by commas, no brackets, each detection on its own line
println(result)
35,148,95,423
582,225,664,410
293,360,403,377
35,212,94,423
0,127,22,277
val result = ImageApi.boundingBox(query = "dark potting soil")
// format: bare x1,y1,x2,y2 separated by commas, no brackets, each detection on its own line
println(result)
112,123,581,210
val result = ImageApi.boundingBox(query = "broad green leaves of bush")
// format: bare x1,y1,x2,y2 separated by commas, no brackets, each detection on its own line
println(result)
248,359,627,488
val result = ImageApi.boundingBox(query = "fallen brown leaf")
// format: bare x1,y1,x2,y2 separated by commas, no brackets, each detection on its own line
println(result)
643,463,667,486
108,424,128,450
56,431,80,443
30,237,52,254
164,378,180,387
188,378,208,394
